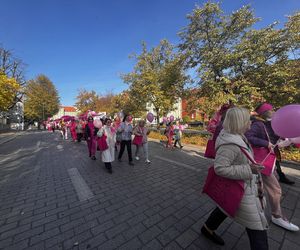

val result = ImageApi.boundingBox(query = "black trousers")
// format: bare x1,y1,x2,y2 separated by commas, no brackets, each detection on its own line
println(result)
77,133,83,142
246,228,269,250
104,162,112,169
118,140,133,162
205,207,268,250
174,139,182,147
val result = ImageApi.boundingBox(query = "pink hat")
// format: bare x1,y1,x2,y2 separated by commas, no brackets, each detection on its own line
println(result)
256,103,273,115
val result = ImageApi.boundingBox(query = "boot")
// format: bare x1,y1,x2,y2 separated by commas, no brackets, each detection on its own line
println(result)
201,225,225,245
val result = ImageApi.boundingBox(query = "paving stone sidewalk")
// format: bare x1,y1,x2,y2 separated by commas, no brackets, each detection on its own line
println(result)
0,131,299,250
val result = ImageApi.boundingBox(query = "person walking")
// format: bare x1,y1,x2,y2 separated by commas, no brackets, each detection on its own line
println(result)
75,119,83,142
117,115,134,165
85,116,98,160
245,103,298,232
201,107,269,250
249,104,294,185
113,117,122,151
207,103,232,134
59,120,67,140
51,122,55,133
133,120,151,163
97,118,116,174
70,119,77,142
165,122,174,149
173,120,184,149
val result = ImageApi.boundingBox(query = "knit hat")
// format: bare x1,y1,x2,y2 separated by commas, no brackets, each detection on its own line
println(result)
256,103,273,115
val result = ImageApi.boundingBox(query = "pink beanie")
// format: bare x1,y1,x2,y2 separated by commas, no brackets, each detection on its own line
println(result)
256,103,273,115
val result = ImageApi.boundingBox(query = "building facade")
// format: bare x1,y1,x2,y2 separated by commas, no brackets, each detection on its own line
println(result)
146,99,183,123
52,106,78,120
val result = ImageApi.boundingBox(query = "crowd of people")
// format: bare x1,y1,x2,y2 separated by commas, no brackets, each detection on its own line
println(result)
47,114,156,174
46,102,299,250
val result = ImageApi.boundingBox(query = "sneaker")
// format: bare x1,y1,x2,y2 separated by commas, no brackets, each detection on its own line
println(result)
271,216,299,231
91,156,96,160
201,226,225,245
118,158,122,162
145,159,151,164
129,162,134,166
135,156,140,161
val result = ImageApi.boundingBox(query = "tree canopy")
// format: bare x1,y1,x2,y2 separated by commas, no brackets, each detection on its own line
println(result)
0,47,26,107
75,89,98,113
122,40,188,123
75,89,117,115
0,72,20,111
179,2,300,114
24,75,60,121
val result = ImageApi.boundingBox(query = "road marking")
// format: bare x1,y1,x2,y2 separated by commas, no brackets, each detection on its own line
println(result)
56,145,63,151
67,168,94,201
154,155,202,172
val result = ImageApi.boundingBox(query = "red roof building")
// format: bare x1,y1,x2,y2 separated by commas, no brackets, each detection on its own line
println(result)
52,106,78,120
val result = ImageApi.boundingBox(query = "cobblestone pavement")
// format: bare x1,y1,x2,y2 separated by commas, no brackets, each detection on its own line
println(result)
0,131,299,250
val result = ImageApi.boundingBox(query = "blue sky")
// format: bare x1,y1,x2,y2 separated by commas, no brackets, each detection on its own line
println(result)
1,0,299,106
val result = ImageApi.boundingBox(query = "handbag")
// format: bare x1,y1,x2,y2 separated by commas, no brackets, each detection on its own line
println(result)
252,147,276,176
97,134,109,151
202,166,244,217
203,147,266,217
132,127,143,145
132,135,143,145
204,139,216,159
252,124,276,176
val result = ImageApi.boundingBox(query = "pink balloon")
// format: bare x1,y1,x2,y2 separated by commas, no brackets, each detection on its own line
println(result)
147,113,154,122
290,137,300,144
93,119,102,128
271,104,300,138
170,115,174,122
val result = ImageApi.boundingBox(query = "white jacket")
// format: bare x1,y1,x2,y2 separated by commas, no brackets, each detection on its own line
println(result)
97,126,116,163
214,129,268,230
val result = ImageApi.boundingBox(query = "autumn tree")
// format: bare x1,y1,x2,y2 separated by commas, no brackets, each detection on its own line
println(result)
24,75,60,122
75,89,98,113
113,90,146,118
0,72,20,111
179,3,300,111
122,40,188,124
96,92,117,115
0,47,26,106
